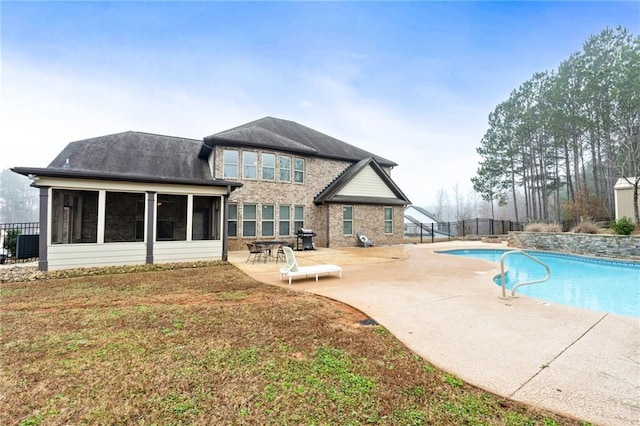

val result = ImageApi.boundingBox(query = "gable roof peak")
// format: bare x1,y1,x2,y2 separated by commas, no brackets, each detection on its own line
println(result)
314,157,410,206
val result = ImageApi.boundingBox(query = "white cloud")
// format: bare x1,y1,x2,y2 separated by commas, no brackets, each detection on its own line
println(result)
1,50,485,208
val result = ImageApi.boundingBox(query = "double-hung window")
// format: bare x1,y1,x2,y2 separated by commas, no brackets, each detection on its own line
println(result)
343,205,353,236
279,156,291,182
384,206,393,234
243,152,257,179
279,205,291,236
228,204,238,237
242,204,257,237
262,153,275,180
223,150,239,179
294,205,304,231
294,158,305,183
261,205,274,237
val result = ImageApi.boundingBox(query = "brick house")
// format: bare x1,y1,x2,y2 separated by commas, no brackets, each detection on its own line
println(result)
12,117,410,270
204,117,410,251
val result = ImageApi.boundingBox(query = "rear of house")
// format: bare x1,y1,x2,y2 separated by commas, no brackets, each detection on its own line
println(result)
12,117,411,270
199,117,410,250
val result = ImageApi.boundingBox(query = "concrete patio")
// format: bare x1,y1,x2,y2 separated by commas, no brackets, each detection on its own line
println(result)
228,241,640,426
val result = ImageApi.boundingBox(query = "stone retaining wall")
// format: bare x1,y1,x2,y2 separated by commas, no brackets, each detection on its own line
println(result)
507,232,640,260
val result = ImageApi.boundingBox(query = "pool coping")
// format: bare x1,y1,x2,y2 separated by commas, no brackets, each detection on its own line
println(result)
229,241,640,426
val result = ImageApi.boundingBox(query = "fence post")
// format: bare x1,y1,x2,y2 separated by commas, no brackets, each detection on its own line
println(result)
431,223,434,243
420,222,423,244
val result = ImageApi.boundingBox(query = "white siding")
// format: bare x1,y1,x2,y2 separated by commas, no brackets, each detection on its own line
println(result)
153,240,223,263
47,241,223,270
614,178,639,220
47,243,147,270
35,177,228,196
337,167,395,197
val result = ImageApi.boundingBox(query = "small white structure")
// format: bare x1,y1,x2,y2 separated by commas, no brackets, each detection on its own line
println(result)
614,177,639,220
404,205,443,236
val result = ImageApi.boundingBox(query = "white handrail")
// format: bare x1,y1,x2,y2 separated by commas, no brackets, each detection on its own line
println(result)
500,249,551,298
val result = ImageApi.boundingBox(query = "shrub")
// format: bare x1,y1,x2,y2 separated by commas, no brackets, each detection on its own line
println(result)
570,218,600,234
3,229,20,257
610,217,636,236
524,223,544,232
524,222,562,233
543,223,563,233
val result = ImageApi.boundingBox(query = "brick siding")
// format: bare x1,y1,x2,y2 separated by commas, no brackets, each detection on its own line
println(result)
214,146,405,251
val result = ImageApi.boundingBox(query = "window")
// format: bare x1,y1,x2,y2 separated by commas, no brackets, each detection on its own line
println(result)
279,155,291,182
343,205,353,236
51,189,98,244
384,206,393,234
261,205,274,237
294,205,304,231
294,158,305,183
223,150,239,179
228,204,238,237
279,205,290,236
157,194,187,241
243,151,257,179
104,192,145,243
242,204,257,237
262,153,275,180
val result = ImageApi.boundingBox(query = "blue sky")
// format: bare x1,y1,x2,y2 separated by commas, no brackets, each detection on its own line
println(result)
2,1,638,208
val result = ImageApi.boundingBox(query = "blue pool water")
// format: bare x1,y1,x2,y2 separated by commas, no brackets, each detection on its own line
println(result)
438,249,640,318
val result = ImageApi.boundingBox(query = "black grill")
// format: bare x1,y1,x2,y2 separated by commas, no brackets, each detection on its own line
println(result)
296,228,316,251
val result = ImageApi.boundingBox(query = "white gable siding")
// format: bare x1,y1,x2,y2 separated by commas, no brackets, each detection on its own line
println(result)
337,167,395,198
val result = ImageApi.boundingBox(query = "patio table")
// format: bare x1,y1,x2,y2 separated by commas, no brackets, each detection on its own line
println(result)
254,241,292,262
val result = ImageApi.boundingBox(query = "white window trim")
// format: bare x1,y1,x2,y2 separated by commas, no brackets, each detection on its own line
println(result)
242,151,258,180
279,155,291,182
222,149,239,179
279,205,291,236
384,206,393,234
343,205,353,236
294,158,305,184
261,204,275,237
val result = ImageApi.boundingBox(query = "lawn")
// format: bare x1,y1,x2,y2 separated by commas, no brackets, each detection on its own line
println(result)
1,262,587,425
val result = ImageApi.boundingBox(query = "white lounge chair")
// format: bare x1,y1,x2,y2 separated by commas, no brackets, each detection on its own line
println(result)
357,230,374,247
279,246,342,285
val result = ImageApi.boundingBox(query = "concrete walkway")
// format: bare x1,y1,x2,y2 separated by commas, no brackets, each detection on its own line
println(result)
229,241,640,426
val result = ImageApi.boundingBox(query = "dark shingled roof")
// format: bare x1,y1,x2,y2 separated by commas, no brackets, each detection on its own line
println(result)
13,131,241,188
201,117,398,167
314,158,410,205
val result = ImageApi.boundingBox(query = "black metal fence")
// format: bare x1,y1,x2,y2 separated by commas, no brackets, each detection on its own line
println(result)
0,222,40,264
404,218,525,244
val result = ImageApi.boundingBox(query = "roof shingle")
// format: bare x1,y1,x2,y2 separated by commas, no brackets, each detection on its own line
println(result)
202,117,397,167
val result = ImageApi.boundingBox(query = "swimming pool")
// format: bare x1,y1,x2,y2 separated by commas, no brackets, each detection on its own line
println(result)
438,249,640,318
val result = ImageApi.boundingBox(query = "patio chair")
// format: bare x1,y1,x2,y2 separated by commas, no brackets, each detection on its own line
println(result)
246,243,267,264
275,242,294,263
279,246,342,285
357,231,374,247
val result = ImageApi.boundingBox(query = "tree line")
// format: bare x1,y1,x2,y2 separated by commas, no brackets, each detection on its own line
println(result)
472,26,639,224
0,169,39,224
